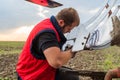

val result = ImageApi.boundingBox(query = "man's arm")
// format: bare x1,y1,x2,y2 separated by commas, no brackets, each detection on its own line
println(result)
44,47,74,68
104,67,120,80
37,31,74,68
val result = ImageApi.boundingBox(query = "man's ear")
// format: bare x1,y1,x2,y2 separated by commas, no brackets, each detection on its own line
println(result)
58,20,65,27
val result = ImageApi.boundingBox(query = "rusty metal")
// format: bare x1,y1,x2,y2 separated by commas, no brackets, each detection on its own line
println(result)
59,66,106,80
66,70,106,80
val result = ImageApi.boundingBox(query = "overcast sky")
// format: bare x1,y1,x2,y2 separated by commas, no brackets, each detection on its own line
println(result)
0,0,120,41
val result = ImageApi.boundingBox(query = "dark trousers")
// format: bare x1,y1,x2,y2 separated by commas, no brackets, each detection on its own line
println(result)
17,66,80,80
56,66,80,80
17,72,22,80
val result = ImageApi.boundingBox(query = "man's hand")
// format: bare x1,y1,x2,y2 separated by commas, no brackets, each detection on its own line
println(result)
64,44,76,58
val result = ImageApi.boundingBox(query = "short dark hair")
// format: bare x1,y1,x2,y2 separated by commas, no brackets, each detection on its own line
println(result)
56,7,80,26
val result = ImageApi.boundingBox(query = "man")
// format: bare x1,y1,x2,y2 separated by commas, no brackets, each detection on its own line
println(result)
104,67,120,80
16,7,80,80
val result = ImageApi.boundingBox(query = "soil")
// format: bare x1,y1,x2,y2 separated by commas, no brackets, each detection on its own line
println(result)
0,50,105,80
0,54,18,79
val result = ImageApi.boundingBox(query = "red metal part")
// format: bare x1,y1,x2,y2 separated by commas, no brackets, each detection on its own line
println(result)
25,0,63,8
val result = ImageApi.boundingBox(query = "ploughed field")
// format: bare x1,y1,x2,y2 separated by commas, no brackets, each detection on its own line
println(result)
0,41,120,80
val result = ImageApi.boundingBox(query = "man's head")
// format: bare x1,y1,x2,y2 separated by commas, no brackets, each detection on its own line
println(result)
56,7,80,33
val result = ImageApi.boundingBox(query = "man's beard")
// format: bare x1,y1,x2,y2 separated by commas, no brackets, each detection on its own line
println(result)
61,25,66,33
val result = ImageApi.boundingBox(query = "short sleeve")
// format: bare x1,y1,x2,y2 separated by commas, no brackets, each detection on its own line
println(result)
38,32,59,52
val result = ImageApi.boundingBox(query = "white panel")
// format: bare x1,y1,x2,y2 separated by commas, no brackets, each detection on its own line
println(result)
72,24,89,52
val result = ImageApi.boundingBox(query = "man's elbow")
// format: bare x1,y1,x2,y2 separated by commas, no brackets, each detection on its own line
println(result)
48,60,63,69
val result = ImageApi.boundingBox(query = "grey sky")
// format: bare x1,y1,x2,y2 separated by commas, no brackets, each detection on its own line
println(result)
0,0,104,30
0,0,119,41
